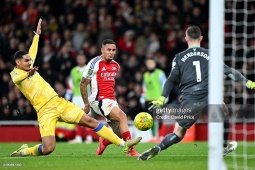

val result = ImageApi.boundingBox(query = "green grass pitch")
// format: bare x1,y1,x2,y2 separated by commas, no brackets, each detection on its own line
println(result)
0,142,254,170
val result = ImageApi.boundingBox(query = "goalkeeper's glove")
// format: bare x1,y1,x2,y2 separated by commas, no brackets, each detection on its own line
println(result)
246,80,255,89
148,96,166,111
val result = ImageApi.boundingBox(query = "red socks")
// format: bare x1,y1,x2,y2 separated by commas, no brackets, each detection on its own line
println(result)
122,131,131,141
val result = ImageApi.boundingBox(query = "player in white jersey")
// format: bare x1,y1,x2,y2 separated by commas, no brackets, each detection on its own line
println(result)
80,39,140,156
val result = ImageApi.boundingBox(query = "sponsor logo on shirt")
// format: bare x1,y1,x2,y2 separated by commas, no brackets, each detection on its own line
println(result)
101,72,117,81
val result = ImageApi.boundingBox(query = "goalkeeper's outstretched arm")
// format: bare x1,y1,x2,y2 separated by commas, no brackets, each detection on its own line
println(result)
161,73,178,98
224,64,255,89
161,57,180,97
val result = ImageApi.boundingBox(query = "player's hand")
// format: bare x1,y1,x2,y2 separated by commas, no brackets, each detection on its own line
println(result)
246,80,255,89
28,66,38,77
36,18,42,35
148,96,166,112
84,103,90,114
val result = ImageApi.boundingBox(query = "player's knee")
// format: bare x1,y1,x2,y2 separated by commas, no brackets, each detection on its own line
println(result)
43,145,55,155
174,126,186,139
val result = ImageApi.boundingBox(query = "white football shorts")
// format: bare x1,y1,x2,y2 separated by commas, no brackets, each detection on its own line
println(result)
90,99,118,117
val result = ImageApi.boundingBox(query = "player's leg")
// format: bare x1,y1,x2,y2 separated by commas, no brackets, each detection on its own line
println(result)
222,104,238,156
103,103,140,156
41,136,56,154
224,119,230,148
60,98,141,152
24,108,58,156
107,120,140,156
78,111,142,152
10,144,44,157
91,99,139,156
138,103,202,161
138,123,185,161
11,103,58,157
159,123,186,150
78,112,123,145
11,136,56,157
95,121,120,155
90,100,117,155
107,106,131,140
95,99,130,137
222,104,230,148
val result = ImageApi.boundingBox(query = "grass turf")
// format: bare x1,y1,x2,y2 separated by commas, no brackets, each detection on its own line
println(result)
0,142,254,170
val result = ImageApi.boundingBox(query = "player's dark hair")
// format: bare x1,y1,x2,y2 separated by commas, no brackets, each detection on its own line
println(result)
186,25,201,40
14,51,27,60
102,39,115,47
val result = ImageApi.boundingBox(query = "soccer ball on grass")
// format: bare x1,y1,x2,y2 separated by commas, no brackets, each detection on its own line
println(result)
134,112,153,131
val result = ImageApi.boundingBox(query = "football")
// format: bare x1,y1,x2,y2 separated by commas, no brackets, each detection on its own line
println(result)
134,112,153,131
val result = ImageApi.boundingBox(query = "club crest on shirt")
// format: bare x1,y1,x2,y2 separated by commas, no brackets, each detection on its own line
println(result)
87,69,93,75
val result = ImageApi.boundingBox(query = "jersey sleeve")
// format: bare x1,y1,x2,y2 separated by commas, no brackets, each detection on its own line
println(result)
10,69,28,84
162,57,180,97
170,57,180,76
28,34,39,68
82,59,97,79
224,63,247,84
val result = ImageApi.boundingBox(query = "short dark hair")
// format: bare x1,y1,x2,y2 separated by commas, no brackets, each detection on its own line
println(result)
14,51,27,60
186,25,201,40
102,39,115,47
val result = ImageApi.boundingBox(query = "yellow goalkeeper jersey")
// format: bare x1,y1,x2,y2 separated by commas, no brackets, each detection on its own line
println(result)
10,34,58,112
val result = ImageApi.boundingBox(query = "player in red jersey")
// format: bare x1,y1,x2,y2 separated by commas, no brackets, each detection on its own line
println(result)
80,39,140,156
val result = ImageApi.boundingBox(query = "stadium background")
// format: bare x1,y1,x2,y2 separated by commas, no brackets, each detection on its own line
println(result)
0,0,254,141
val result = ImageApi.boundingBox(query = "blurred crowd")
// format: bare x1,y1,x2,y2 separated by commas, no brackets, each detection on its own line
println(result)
0,0,254,121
